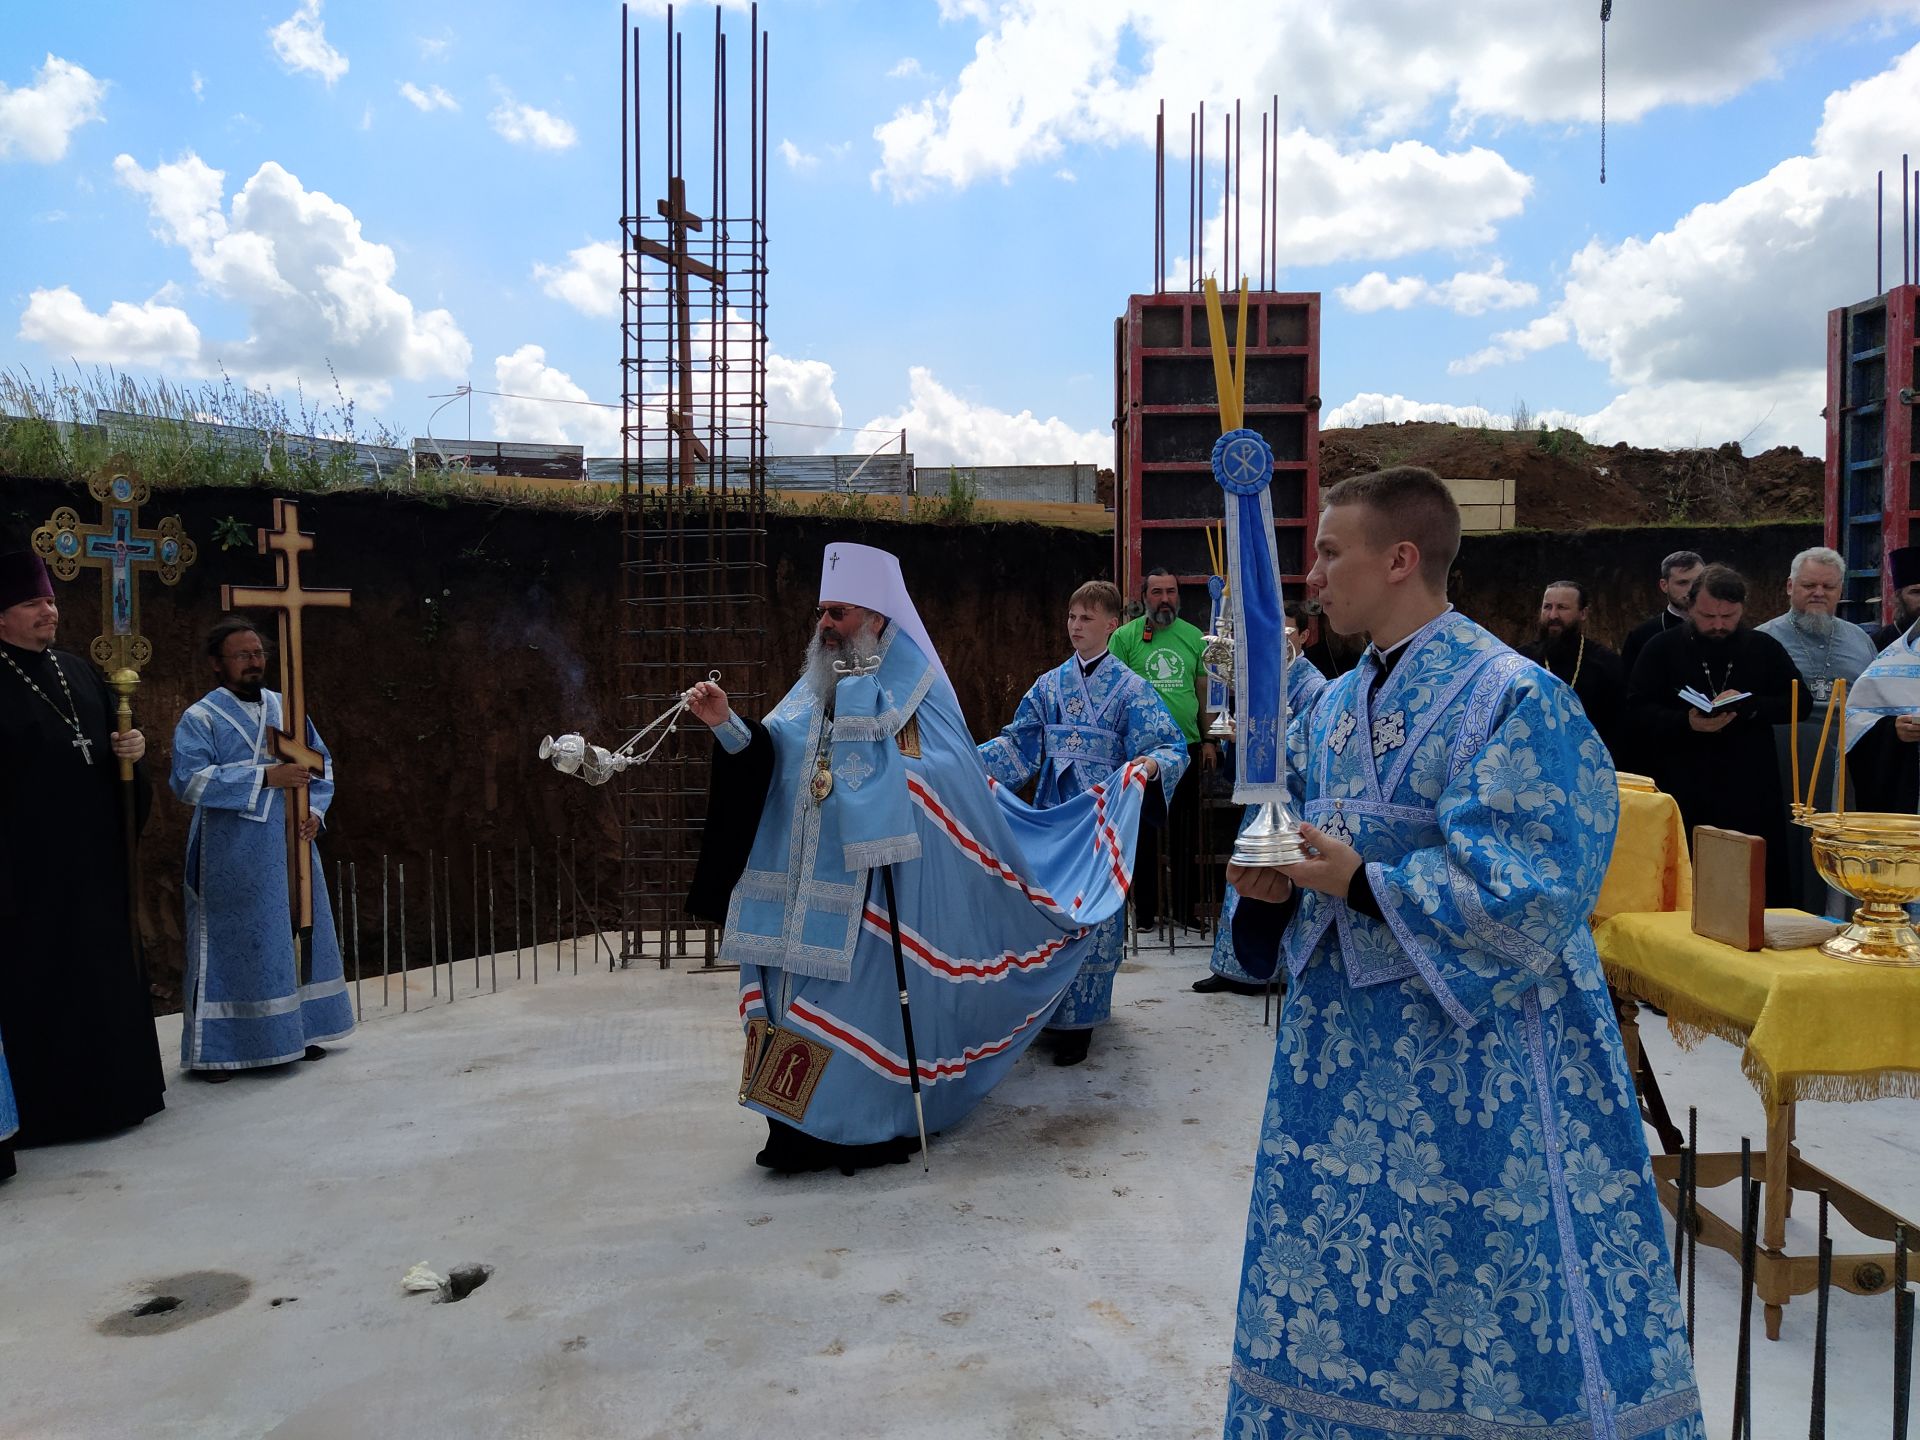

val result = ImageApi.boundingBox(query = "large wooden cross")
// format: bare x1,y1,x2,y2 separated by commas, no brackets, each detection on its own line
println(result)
34,470,197,767
221,498,351,981
639,175,718,487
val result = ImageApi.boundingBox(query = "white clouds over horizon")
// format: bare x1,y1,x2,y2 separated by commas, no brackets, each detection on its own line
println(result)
1339,262,1539,316
490,95,577,151
399,81,458,112
268,0,348,86
0,55,106,164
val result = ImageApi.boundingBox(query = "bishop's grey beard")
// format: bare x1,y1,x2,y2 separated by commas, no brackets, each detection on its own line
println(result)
801,626,882,702
1791,608,1837,639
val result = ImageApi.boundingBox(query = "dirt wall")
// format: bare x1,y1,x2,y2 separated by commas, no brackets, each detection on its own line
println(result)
0,476,1822,1006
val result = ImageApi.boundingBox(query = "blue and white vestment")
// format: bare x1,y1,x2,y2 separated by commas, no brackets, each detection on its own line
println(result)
721,625,1154,1145
979,653,1188,1029
1223,612,1703,1440
1209,652,1328,984
169,688,354,1070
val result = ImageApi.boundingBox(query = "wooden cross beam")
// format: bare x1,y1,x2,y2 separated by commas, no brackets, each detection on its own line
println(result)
220,498,351,976
34,469,197,773
642,175,719,487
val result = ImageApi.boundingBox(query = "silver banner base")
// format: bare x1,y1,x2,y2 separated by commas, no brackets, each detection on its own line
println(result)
1230,801,1308,867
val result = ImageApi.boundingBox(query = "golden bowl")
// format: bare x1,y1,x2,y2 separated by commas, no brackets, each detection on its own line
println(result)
1800,812,1920,966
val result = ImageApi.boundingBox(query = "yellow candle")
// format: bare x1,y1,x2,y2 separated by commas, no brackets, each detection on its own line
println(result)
1835,678,1847,816
1791,679,1802,815
1808,682,1837,811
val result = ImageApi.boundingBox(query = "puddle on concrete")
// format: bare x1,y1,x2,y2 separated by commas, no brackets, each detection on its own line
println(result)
96,1271,252,1336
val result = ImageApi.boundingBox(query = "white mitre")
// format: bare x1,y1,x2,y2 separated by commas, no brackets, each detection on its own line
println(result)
819,541,951,692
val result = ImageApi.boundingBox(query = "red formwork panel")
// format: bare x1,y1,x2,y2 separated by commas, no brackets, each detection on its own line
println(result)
1827,283,1919,626
1113,291,1321,628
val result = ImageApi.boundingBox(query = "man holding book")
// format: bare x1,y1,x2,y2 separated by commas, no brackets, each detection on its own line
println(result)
1627,563,1808,903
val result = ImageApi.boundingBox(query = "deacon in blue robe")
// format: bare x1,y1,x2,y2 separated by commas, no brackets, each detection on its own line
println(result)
686,544,1156,1174
1206,650,1328,989
0,1040,16,1182
1222,468,1702,1440
168,620,353,1072
979,580,1188,1062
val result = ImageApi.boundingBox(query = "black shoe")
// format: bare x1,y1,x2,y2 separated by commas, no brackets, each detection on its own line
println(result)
189,1069,235,1084
0,1141,15,1182
302,1045,328,1062
1192,973,1267,996
1052,1030,1093,1067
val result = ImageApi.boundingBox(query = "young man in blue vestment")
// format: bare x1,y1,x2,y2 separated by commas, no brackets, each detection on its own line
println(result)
684,544,1160,1175
978,579,1188,1065
168,618,354,1076
1222,468,1704,1440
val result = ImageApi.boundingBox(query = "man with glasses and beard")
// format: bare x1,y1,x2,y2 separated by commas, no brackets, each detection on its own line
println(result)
1108,568,1215,930
1518,580,1627,762
167,617,353,1078
1628,564,1807,903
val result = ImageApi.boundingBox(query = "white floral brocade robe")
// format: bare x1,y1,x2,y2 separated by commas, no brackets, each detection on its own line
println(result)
1225,612,1703,1440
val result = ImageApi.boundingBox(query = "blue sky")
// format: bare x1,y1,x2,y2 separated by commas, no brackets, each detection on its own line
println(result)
5,1,1920,465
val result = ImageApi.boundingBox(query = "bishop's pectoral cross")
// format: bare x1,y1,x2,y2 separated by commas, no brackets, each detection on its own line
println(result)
638,175,720,488
221,498,351,984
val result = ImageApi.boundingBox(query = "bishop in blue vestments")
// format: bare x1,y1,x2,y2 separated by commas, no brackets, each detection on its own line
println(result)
686,545,1158,1174
979,580,1188,1064
168,619,353,1073
1222,469,1703,1440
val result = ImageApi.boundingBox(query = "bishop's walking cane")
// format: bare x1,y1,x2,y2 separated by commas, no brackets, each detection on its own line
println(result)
880,865,931,1171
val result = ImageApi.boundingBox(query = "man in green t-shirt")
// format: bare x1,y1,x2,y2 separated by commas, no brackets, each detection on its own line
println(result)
1110,568,1216,929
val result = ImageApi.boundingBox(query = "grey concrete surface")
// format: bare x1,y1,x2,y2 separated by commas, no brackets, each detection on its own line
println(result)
0,937,1914,1439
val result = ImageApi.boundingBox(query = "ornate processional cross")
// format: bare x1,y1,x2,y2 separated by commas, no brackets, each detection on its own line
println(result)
221,498,351,978
33,470,197,776
638,175,719,487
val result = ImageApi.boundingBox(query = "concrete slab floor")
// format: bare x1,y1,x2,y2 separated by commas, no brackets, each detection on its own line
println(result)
0,936,1914,1439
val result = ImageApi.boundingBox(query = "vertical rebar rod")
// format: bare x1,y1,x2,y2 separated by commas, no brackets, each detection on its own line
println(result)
556,834,564,976
1880,170,1886,296
1896,1222,1913,1440
1811,1189,1830,1440
1197,99,1204,282
351,861,361,1021
427,847,439,997
445,852,455,1002
381,854,390,1006
1270,93,1280,287
473,843,481,991
1155,99,1164,290
399,862,409,1013
531,843,539,984
1188,109,1195,289
1734,1140,1756,1440
572,836,580,975
1686,1106,1699,1349
1905,154,1912,289
594,862,602,970
1672,1140,1689,1312
487,846,497,994
514,840,522,979
1259,110,1268,290
1233,98,1242,285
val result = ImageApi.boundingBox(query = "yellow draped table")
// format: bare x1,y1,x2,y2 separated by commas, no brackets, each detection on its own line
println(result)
1593,908,1920,1339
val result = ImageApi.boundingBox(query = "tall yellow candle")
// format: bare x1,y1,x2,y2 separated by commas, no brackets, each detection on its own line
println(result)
1808,682,1838,810
1835,678,1847,816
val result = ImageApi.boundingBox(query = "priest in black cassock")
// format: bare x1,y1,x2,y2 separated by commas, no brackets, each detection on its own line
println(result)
1870,546,1920,652
1621,549,1705,677
1628,563,1808,904
0,552,164,1170
1518,579,1628,762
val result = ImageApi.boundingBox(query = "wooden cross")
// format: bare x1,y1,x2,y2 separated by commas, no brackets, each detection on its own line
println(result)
34,469,197,774
640,176,718,487
220,498,351,979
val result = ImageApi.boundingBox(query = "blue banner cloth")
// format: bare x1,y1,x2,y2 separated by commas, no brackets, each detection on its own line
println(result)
732,626,1155,1143
169,688,354,1070
1211,428,1288,806
980,653,1188,1028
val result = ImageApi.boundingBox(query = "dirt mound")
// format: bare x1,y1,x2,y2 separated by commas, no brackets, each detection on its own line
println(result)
1321,422,1823,530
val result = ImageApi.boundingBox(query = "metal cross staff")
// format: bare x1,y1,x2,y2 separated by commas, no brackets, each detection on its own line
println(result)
220,499,351,985
33,469,197,947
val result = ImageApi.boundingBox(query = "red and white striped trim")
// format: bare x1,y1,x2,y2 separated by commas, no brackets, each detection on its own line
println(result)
908,775,1063,912
786,994,1060,1087
739,984,766,1022
859,905,1083,983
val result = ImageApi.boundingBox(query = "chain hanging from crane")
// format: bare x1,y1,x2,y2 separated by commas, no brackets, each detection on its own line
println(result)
1600,0,1612,184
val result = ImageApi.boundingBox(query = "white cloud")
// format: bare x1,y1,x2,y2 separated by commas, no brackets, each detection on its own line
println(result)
857,366,1107,466
533,239,623,318
191,70,205,102
0,55,107,164
875,1,1920,197
490,96,577,151
1445,41,1920,450
778,138,820,172
18,286,203,365
99,150,470,403
1054,168,1076,183
768,353,844,446
487,345,622,453
417,32,453,62
888,57,926,80
1340,261,1538,316
268,0,348,87
1322,391,1585,432
399,81,458,113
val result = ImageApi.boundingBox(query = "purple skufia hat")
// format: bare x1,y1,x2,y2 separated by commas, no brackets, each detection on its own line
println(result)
1889,546,1920,592
0,552,54,610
